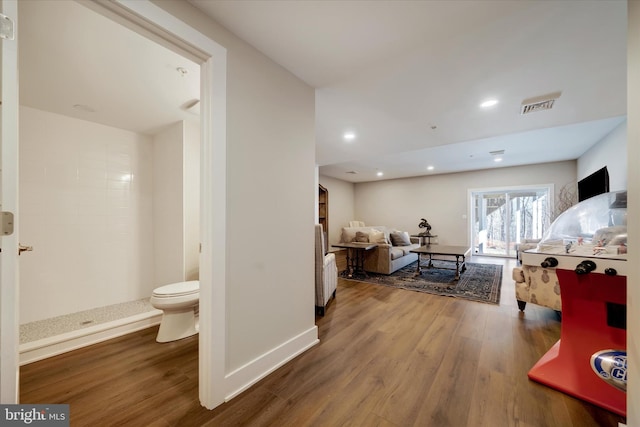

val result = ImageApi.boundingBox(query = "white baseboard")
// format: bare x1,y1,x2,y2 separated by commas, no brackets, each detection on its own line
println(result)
224,326,319,401
19,310,163,365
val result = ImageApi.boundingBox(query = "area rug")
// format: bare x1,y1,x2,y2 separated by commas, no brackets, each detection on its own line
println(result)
347,261,503,305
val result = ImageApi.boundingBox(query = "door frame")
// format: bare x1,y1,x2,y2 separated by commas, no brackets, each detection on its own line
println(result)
0,0,19,404
468,184,554,257
0,0,229,409
88,0,229,409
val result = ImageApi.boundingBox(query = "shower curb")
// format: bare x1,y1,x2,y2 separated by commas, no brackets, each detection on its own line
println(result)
19,310,163,365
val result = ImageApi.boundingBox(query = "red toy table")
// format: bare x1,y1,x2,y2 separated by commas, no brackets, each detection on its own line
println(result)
527,264,626,416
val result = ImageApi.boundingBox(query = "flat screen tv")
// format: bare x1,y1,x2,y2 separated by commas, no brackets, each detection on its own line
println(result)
578,166,609,202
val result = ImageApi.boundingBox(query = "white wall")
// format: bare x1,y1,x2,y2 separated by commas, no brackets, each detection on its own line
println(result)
153,122,185,285
184,120,200,281
224,49,315,374
354,161,576,246
577,119,627,191
319,175,355,246
154,0,317,385
627,1,639,423
152,120,200,286
19,106,155,323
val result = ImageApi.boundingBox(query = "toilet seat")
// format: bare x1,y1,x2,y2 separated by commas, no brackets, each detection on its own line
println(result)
152,280,199,298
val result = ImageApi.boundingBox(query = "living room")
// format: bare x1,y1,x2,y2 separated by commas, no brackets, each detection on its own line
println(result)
312,115,630,425
319,119,627,250
9,1,639,425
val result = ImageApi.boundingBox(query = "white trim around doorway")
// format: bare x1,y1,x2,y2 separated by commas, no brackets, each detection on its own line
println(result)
90,0,227,409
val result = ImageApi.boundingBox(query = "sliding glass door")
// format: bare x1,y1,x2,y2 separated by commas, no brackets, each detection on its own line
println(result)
471,186,551,257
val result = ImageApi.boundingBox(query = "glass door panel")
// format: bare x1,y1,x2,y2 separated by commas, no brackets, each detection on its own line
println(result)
472,187,550,257
475,193,507,256
508,190,550,257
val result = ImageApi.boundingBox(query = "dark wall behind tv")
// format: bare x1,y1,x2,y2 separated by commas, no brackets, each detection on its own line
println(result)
578,166,610,202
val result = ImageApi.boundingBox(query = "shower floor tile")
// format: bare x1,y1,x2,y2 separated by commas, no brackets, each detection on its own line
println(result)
20,299,157,344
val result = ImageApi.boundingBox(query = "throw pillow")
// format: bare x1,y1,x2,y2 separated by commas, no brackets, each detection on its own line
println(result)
390,231,411,246
369,229,387,244
355,231,369,243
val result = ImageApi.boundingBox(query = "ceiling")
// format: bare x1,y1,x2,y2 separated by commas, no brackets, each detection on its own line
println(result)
18,0,200,136
190,0,627,182
19,1,627,183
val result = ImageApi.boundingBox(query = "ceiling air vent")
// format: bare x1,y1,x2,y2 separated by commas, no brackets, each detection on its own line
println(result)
521,91,562,115
345,170,358,175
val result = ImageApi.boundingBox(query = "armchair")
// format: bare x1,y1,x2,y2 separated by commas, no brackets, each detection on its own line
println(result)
516,239,541,264
512,264,561,312
315,224,338,316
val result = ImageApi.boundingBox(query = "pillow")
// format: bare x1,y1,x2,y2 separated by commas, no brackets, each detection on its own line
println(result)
390,231,411,246
355,231,369,243
369,229,387,244
341,227,360,243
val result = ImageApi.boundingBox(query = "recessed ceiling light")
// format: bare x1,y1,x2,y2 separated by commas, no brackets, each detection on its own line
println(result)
427,166,434,171
491,150,504,163
343,132,356,141
480,99,499,108
376,171,384,177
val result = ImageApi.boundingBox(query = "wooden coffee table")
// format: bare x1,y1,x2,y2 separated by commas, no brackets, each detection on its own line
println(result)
410,245,471,280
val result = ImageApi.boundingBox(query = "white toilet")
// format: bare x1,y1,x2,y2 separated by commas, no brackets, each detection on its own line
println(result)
150,280,199,343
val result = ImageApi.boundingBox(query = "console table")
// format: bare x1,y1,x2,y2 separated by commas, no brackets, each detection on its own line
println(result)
411,233,438,246
331,242,377,279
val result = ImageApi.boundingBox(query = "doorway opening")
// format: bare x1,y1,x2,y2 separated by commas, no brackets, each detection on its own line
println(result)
17,0,201,361
1,0,228,409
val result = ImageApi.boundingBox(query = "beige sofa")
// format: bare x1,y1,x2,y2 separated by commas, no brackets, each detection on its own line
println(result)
340,226,420,275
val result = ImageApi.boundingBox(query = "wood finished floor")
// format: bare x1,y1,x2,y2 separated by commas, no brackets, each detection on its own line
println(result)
20,256,625,426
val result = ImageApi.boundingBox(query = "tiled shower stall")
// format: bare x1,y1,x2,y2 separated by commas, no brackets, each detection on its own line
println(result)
18,106,199,362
